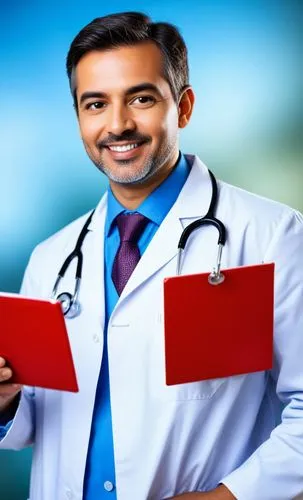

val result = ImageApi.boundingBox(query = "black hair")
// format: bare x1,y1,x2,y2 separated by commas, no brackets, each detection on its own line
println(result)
66,12,189,110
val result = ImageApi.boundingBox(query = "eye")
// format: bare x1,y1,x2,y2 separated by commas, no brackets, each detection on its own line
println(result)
85,101,106,111
130,95,157,107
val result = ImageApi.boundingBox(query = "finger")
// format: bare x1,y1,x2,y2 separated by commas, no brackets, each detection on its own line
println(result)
0,383,22,397
0,367,12,382
0,357,6,368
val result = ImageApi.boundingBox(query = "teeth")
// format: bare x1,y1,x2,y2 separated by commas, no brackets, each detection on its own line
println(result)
109,143,138,152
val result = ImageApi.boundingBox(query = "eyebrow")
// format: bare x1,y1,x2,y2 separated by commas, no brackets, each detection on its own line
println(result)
79,83,163,106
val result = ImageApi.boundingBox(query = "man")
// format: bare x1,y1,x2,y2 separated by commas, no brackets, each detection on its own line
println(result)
0,11,302,500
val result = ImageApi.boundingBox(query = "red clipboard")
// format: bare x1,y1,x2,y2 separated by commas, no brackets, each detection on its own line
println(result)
164,263,274,386
0,293,78,392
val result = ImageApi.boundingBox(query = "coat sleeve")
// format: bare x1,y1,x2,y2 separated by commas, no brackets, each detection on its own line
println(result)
0,250,40,450
221,210,303,499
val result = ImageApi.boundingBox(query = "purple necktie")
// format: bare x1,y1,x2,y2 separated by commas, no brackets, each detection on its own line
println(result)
112,213,149,296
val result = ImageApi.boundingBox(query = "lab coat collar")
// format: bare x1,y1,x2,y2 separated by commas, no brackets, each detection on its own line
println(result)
87,191,108,232
175,154,213,219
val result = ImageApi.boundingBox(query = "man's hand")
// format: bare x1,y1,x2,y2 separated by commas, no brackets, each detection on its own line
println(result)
167,484,236,499
0,357,22,413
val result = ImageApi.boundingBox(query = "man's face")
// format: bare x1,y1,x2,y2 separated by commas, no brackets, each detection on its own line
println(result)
75,42,180,185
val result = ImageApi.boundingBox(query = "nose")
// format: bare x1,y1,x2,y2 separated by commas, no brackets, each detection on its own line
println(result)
106,103,136,136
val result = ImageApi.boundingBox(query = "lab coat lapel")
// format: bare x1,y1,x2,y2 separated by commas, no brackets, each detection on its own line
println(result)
85,194,108,324
57,196,108,494
119,155,213,299
63,194,108,383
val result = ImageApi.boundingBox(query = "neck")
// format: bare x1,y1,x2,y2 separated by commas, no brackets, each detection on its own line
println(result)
109,151,180,210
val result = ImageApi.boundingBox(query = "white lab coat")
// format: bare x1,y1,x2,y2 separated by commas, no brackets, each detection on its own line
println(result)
1,155,303,500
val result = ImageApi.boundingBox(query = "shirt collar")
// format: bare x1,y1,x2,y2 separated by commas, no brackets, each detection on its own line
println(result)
105,152,189,236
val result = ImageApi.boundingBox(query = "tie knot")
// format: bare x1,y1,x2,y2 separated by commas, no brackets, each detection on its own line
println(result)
115,213,148,243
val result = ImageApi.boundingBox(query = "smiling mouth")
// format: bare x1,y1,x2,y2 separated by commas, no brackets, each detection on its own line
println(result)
108,143,140,152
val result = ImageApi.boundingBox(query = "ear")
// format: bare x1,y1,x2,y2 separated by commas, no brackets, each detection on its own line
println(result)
178,86,195,128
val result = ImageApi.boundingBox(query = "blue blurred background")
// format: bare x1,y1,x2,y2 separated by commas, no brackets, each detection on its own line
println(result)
0,0,302,498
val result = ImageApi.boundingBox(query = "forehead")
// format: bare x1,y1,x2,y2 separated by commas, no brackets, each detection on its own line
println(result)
75,42,169,95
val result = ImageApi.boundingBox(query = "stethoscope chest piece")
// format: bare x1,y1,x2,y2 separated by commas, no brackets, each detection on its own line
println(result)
207,242,225,285
208,269,225,285
56,292,81,318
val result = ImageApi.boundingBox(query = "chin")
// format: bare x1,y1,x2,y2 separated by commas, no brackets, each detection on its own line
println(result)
102,161,155,185
109,171,151,185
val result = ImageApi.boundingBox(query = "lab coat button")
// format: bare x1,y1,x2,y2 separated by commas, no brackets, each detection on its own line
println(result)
93,334,100,343
104,480,114,492
65,489,73,499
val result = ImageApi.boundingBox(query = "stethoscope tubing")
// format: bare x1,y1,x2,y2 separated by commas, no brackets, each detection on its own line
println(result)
51,210,95,317
52,169,227,316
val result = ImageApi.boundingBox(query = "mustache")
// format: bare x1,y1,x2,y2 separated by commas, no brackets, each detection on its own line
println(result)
97,131,151,149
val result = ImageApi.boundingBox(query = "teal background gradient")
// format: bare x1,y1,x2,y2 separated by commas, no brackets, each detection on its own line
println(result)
0,0,302,498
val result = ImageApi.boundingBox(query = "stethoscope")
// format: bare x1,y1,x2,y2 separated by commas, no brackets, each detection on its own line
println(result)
51,169,227,319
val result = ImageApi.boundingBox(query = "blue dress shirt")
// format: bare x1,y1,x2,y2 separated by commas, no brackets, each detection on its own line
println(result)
0,412,14,439
83,154,190,498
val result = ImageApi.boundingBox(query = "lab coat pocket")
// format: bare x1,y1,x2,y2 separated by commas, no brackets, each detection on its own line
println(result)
154,374,227,401
151,316,227,401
